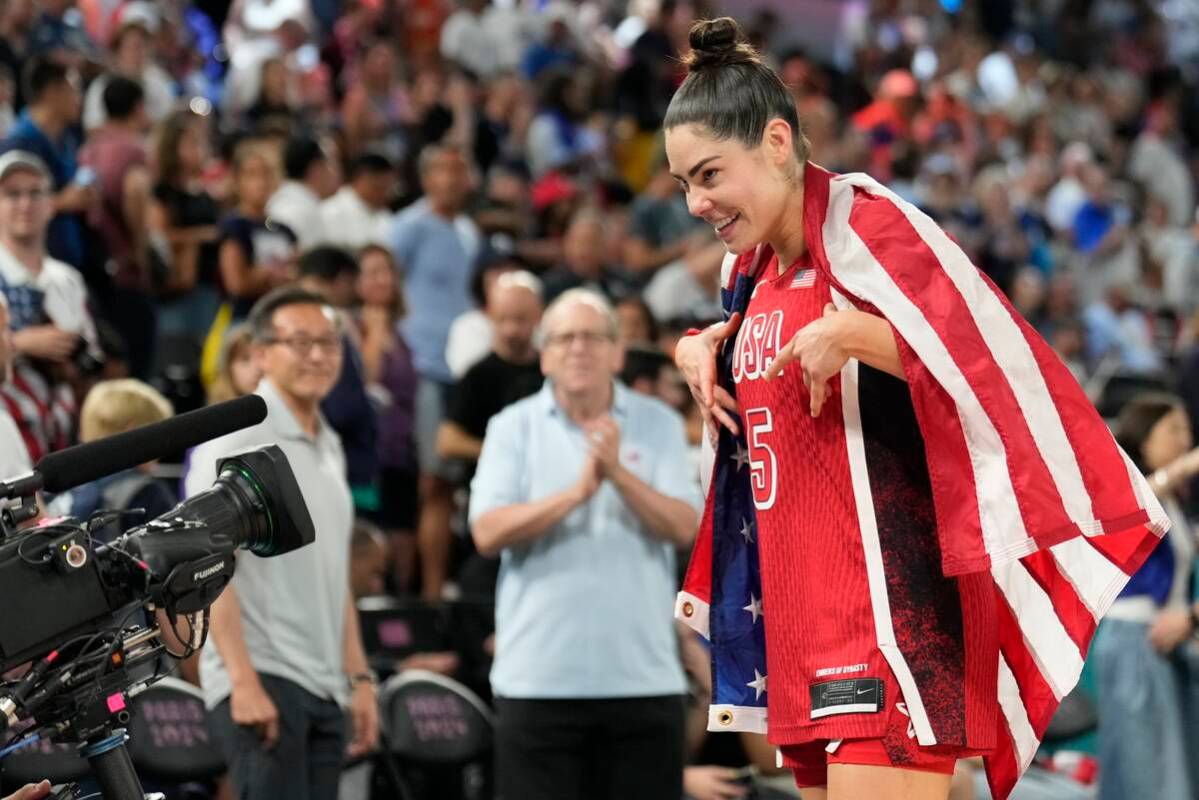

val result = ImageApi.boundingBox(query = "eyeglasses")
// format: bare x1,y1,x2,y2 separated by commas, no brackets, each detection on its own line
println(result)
263,334,342,356
545,330,614,348
0,189,51,202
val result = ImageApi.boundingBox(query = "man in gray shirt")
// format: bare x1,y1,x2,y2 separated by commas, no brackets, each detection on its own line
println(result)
185,287,378,800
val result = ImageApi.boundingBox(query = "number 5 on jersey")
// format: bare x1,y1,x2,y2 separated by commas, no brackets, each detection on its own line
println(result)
745,407,777,510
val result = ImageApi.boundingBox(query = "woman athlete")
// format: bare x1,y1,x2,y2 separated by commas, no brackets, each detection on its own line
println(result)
669,17,1167,800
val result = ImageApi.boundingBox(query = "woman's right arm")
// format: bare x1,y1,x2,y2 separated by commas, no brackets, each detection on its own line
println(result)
148,200,200,293
218,239,284,299
1148,446,1199,499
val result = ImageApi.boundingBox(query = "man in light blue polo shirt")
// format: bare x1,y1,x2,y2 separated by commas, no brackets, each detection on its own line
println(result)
470,288,702,800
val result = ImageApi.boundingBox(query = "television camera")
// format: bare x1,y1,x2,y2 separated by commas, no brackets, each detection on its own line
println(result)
0,396,315,799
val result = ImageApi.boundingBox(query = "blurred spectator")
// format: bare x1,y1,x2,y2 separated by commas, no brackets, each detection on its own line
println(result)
445,246,522,379
521,7,580,81
26,0,98,64
469,289,701,800
1,56,91,271
438,269,544,466
340,40,410,162
1045,141,1094,234
439,0,503,80
79,75,157,378
1139,195,1197,317
1083,284,1163,375
295,246,379,516
148,109,221,340
525,66,603,178
206,322,259,404
319,152,394,251
389,142,478,600
353,244,418,591
615,295,658,348
0,1,34,112
439,269,544,597
266,134,339,251
82,20,175,131
241,56,295,136
0,150,99,461
47,378,176,532
850,68,920,182
642,231,725,325
1129,99,1194,229
203,140,296,382
1097,393,1199,800
188,286,378,800
0,294,32,483
541,208,625,303
1072,162,1137,305
972,166,1032,294
623,149,708,277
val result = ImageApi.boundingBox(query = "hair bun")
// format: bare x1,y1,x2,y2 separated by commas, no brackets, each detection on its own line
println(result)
686,17,758,70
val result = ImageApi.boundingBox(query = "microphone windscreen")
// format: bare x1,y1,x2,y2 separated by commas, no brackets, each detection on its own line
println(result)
37,395,268,493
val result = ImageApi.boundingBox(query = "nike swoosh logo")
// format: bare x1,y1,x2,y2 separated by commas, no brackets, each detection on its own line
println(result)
856,688,873,695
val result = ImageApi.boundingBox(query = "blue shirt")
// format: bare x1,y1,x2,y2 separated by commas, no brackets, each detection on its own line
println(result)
1,113,84,268
469,381,701,699
388,200,478,382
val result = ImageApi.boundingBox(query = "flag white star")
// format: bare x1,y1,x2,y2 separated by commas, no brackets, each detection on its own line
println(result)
740,518,754,543
732,443,750,470
747,669,767,700
743,594,763,624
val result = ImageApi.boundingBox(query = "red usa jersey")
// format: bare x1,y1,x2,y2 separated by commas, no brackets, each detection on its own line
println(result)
731,253,996,747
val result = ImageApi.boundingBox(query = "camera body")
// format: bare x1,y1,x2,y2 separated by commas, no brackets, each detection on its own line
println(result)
0,445,314,744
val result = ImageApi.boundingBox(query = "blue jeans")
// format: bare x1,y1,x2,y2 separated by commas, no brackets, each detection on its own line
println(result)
1092,618,1199,800
207,673,346,800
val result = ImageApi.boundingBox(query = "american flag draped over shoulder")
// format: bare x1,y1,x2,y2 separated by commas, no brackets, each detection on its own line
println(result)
675,162,1169,799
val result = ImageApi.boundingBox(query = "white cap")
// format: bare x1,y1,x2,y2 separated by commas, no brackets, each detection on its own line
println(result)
0,150,50,182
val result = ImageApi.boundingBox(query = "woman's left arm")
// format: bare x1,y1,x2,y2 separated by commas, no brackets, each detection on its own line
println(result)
764,304,905,417
838,308,905,381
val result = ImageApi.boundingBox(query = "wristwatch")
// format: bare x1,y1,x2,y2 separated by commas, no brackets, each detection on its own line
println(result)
348,670,378,690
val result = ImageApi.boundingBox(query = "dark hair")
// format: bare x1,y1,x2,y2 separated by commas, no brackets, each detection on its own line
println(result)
621,346,671,388
102,75,145,120
664,17,809,163
247,286,333,342
615,296,659,343
537,66,581,120
153,109,202,187
357,244,406,319
348,152,394,179
283,136,327,181
22,56,71,105
1114,392,1183,474
298,246,358,282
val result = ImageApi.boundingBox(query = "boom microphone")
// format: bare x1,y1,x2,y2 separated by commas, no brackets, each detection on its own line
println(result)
36,395,268,493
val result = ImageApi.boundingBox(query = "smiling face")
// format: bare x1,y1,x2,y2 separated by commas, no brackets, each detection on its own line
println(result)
540,299,623,398
665,120,801,255
254,302,343,407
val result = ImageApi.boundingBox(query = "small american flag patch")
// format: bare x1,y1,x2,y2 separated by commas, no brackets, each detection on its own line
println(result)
791,269,815,289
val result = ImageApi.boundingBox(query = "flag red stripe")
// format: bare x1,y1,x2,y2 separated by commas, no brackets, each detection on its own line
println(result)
994,585,1059,736
1008,302,1144,523
1018,551,1095,655
847,191,1076,549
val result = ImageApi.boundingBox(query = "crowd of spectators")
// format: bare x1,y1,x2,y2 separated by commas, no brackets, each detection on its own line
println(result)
2,0,1199,798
